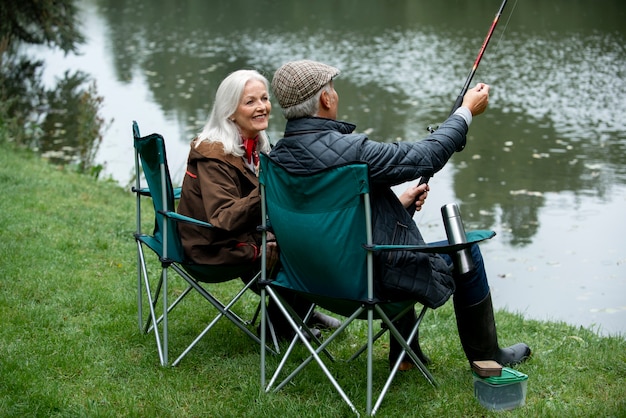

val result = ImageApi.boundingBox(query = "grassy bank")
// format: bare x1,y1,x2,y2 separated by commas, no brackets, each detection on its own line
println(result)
0,143,624,417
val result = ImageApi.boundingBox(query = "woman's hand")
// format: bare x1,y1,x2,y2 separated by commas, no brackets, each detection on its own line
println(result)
265,232,279,270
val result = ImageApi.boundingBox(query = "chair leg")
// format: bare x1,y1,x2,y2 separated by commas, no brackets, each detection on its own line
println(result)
264,287,360,416
137,244,143,332
170,269,277,366
393,305,435,385
261,286,267,389
348,303,414,363
137,243,167,365
366,307,374,415
249,300,262,326
146,285,193,333
347,324,388,362
389,307,431,368
372,305,436,416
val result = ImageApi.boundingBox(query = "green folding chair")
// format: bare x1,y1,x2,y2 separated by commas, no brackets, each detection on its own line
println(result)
132,121,276,366
258,154,495,416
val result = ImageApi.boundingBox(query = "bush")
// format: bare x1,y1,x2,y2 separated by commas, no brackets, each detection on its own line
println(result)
0,0,108,177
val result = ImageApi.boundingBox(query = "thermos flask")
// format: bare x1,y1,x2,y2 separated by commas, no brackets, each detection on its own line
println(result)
441,203,475,275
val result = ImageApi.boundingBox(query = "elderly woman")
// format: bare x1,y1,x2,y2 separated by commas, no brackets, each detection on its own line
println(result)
177,69,339,339
177,70,273,268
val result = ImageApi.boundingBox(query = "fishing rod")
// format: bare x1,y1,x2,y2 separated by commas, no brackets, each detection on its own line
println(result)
419,0,508,187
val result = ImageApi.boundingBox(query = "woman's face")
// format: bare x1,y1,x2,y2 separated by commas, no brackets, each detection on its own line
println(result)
232,79,271,139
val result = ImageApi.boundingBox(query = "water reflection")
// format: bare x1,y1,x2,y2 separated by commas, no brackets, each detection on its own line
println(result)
32,0,626,334
95,0,626,234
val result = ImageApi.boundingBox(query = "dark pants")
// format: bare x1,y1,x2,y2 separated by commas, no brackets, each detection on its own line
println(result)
391,243,490,363
442,243,490,307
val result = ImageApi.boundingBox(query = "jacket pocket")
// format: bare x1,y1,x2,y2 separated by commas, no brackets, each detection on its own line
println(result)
386,221,409,264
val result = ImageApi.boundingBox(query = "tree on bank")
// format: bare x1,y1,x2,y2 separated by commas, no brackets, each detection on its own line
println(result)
0,0,84,59
0,0,107,176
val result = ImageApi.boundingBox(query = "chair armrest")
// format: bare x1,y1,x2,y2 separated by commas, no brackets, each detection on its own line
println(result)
257,222,274,233
159,210,213,229
132,186,152,197
132,186,182,200
364,230,495,254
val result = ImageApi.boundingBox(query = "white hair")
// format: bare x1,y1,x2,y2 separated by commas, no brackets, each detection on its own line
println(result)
196,69,271,156
282,82,333,120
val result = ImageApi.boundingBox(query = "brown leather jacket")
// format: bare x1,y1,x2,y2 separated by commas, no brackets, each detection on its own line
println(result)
177,140,261,265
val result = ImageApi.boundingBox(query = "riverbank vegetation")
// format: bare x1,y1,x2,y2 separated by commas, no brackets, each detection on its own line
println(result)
0,142,624,417
0,0,107,177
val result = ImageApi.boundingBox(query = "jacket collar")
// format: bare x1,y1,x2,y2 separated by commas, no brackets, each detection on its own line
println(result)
190,139,252,174
284,117,357,136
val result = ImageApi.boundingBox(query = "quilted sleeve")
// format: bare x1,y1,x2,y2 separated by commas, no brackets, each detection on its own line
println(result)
360,114,468,186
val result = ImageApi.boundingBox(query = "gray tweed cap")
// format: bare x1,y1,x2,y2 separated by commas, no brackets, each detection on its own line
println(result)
271,60,340,109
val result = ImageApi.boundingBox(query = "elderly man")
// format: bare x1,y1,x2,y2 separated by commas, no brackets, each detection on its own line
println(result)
268,59,530,370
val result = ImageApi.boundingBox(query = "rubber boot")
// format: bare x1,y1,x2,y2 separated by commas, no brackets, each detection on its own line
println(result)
454,292,531,366
307,311,341,330
260,300,322,342
389,310,430,370
261,291,321,342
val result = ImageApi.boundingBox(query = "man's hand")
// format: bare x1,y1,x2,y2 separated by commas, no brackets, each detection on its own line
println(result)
399,182,429,212
462,83,490,116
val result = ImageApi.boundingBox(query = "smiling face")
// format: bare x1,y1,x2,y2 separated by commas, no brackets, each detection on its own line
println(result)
231,79,271,139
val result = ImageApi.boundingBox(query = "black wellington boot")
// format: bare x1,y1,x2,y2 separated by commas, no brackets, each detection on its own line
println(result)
454,292,531,367
389,310,431,370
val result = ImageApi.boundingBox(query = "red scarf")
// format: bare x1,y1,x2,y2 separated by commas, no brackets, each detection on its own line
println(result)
242,135,259,165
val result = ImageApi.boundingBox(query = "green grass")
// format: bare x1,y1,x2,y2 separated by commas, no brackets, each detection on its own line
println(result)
0,142,624,417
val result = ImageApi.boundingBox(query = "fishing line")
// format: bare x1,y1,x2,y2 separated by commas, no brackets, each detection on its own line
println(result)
420,0,511,188
491,0,518,62
412,0,514,225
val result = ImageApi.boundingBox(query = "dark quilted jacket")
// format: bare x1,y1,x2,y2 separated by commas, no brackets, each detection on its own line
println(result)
269,116,468,308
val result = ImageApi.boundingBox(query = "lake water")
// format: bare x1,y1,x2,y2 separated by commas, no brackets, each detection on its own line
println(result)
32,0,625,336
